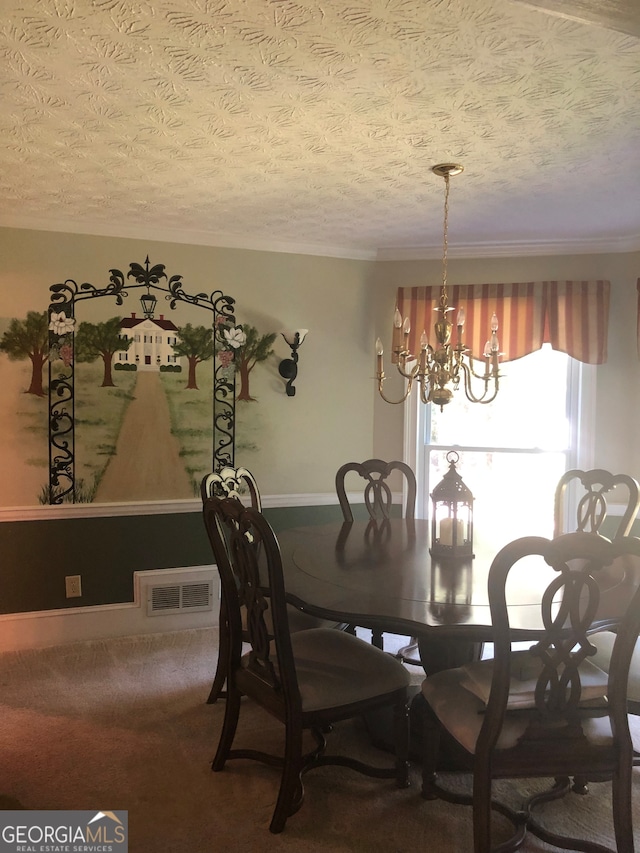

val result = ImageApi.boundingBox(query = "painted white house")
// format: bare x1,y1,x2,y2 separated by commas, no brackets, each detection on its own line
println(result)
118,313,182,371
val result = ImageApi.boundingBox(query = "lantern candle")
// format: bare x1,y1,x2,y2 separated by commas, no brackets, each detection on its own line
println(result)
439,517,464,546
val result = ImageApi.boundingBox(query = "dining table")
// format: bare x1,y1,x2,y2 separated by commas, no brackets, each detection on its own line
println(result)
279,516,559,672
277,516,633,756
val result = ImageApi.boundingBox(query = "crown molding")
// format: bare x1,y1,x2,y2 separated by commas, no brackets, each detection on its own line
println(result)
1,217,639,262
0,217,377,262
376,234,640,261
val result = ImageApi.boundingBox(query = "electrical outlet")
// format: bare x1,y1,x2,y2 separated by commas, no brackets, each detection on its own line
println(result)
65,575,82,598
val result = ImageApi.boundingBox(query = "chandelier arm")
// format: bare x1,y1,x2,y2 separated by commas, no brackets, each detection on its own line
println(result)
464,350,496,382
418,376,431,405
377,376,413,405
459,361,500,405
395,359,420,381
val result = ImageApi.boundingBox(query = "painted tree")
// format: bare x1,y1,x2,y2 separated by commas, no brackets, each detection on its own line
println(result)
75,317,131,387
172,323,213,390
234,325,277,401
0,310,49,396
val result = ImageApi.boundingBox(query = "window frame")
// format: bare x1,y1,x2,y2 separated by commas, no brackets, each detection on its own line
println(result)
404,352,596,522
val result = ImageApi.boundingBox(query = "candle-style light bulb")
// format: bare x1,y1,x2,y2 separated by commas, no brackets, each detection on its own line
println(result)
392,308,403,352
375,337,384,375
491,313,499,332
419,330,428,350
456,307,465,345
402,316,411,353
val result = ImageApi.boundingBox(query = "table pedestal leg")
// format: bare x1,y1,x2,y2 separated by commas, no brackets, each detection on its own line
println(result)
363,637,484,762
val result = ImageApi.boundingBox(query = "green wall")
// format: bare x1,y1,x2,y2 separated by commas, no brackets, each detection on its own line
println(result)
0,503,372,615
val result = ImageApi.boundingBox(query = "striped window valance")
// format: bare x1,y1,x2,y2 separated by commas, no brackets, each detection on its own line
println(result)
395,280,610,365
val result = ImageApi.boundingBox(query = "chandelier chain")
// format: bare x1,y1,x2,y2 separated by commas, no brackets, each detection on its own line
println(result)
440,172,451,311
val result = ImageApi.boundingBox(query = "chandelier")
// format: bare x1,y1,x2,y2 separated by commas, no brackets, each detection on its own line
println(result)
375,163,501,410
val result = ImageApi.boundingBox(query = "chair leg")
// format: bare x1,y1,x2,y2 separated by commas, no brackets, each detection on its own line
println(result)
207,597,230,704
211,684,241,772
270,720,304,834
418,693,440,800
393,694,411,788
612,761,634,853
372,629,384,650
472,765,492,853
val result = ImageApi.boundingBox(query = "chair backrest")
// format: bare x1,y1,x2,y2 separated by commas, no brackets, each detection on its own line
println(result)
553,468,640,539
201,466,262,510
335,459,416,522
477,531,640,765
202,496,299,709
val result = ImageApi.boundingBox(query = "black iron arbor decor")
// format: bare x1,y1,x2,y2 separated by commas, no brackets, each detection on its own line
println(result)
47,257,237,505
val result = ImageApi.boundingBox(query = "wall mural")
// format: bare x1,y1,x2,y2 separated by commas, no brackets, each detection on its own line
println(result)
0,256,285,507
45,257,243,505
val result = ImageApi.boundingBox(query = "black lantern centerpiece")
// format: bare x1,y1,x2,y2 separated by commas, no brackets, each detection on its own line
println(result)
430,451,474,559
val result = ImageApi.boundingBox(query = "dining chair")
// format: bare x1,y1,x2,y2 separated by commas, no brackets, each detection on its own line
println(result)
335,458,416,524
335,458,417,655
553,468,640,539
202,495,411,834
201,467,345,704
553,468,640,737
418,531,640,853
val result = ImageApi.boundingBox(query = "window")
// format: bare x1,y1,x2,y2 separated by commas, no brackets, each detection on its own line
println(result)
407,346,595,554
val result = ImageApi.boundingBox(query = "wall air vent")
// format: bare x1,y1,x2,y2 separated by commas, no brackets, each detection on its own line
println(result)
147,580,213,616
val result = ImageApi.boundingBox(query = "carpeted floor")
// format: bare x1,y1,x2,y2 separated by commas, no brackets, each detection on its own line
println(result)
0,628,638,852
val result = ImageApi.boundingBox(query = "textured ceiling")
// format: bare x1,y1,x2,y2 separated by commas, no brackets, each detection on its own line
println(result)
1,0,639,259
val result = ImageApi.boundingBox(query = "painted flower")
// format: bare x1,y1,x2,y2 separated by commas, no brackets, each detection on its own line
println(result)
218,350,234,367
59,343,73,367
223,326,246,349
49,311,75,336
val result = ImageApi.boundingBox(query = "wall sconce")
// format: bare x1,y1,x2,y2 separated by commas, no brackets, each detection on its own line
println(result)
278,329,308,397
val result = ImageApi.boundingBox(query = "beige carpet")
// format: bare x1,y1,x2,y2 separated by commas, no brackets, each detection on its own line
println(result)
0,628,638,852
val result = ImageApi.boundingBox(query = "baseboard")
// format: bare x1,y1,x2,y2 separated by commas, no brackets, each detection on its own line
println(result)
0,566,219,652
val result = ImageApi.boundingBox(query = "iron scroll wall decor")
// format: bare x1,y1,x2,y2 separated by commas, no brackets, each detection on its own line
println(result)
47,257,236,505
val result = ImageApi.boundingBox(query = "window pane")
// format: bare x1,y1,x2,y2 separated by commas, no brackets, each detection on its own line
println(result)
428,449,566,554
429,346,570,451
425,346,573,555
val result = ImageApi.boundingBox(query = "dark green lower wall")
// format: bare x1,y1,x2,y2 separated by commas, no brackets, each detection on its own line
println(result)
0,503,354,615
4,504,626,616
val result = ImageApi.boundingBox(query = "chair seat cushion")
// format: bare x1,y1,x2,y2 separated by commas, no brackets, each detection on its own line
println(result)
241,604,342,636
422,665,613,754
286,606,342,633
458,649,609,709
590,630,640,703
242,628,410,714
292,629,410,712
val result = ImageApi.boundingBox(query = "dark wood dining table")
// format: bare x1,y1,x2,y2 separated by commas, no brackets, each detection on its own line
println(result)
279,516,636,670
277,516,633,756
278,517,559,673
